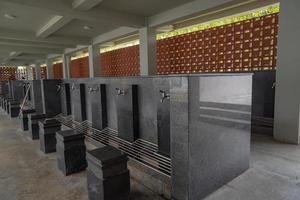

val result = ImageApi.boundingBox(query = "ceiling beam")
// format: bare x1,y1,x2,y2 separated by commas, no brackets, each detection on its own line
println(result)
0,45,63,54
72,0,103,11
36,16,73,38
0,38,75,49
0,0,145,28
0,28,91,46
92,27,138,45
10,55,47,61
148,0,256,27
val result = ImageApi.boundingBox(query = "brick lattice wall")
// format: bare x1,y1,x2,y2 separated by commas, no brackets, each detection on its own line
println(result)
101,45,140,76
157,13,279,74
70,57,89,78
96,13,279,76
0,67,17,80
41,67,47,79
53,63,63,79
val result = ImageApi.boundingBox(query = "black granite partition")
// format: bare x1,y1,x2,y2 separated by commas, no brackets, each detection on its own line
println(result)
30,80,44,113
63,78,162,144
71,83,87,122
0,81,9,96
60,83,72,116
41,79,62,118
88,84,107,130
9,80,24,102
170,74,252,200
251,71,276,135
116,84,139,142
154,79,171,157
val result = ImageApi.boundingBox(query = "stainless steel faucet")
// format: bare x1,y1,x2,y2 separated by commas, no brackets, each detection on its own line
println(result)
116,88,126,96
71,83,76,91
56,84,62,92
88,86,99,93
160,90,170,103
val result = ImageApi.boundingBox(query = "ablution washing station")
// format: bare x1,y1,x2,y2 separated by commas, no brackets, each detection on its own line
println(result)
0,72,273,200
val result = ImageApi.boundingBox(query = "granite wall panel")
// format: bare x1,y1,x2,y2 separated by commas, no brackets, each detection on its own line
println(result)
71,83,87,122
41,79,62,118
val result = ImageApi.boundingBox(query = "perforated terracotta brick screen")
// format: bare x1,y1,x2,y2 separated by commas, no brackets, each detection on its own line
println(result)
101,45,140,76
157,13,279,74
100,13,278,76
0,67,17,80
53,63,63,79
41,67,47,79
70,56,89,78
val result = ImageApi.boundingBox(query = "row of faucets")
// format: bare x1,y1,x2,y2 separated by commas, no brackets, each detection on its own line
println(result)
56,83,170,102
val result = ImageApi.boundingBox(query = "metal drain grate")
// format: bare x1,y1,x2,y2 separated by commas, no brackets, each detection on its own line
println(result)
55,114,171,176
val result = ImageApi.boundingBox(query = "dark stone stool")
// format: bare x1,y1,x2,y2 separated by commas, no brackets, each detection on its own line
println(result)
20,108,35,131
86,146,130,200
28,113,46,140
39,119,61,153
56,130,87,175
9,101,20,118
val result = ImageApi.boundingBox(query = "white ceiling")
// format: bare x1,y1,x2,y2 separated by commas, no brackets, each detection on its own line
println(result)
0,0,197,65
0,0,273,66
96,0,195,16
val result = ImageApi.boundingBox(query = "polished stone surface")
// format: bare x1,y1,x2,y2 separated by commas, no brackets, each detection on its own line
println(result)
20,109,35,131
252,71,276,136
116,84,139,142
71,83,87,122
60,83,72,116
0,81,9,95
87,146,128,179
39,119,61,153
170,75,253,200
189,75,252,200
90,84,107,130
41,80,62,118
56,130,87,175
30,80,44,113
63,77,171,144
155,79,171,157
9,101,20,118
9,80,25,102
87,169,130,200
170,77,189,200
86,146,130,200
28,113,46,140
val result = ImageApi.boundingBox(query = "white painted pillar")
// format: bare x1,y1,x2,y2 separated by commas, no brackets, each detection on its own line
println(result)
139,27,157,76
46,59,54,79
26,66,33,80
35,62,41,80
274,0,300,144
88,45,101,77
62,54,71,79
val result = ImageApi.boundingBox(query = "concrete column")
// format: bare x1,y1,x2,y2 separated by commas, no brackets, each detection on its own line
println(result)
46,59,54,79
139,27,157,76
35,63,41,80
88,45,101,77
274,0,300,144
26,66,32,80
62,54,71,79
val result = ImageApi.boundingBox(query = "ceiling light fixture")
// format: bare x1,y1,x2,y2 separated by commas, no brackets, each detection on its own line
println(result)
4,14,17,20
83,25,93,30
